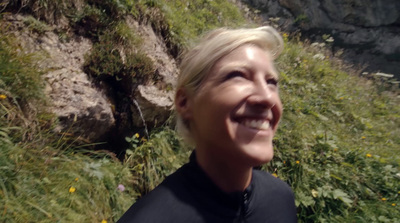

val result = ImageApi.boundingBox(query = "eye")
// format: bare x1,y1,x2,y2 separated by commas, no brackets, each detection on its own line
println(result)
225,71,245,80
266,78,278,86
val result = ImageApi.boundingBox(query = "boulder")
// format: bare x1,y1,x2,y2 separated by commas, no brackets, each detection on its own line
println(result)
3,13,179,143
242,0,400,78
126,16,179,128
131,85,174,128
44,68,115,141
4,14,115,141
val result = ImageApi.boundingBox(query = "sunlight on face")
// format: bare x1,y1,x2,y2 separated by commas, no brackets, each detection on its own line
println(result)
188,44,283,168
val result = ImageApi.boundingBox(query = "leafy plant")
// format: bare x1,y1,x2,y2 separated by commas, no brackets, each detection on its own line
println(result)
124,128,190,195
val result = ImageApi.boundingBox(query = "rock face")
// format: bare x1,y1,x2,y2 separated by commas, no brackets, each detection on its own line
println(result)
3,14,178,143
126,17,177,130
242,0,400,78
127,17,178,87
3,14,115,142
44,68,115,141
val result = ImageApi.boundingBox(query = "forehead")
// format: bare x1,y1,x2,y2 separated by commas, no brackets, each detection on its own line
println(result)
211,45,278,77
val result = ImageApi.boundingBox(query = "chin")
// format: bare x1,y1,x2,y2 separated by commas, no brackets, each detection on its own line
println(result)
242,144,274,167
253,152,274,167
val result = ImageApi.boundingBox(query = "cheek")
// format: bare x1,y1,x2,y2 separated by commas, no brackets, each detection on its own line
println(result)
273,95,283,128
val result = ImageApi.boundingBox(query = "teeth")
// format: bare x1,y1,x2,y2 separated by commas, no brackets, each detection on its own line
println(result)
242,119,270,130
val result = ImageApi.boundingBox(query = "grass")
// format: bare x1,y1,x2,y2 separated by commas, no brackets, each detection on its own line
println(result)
0,128,137,222
1,0,399,222
267,36,400,222
131,0,246,57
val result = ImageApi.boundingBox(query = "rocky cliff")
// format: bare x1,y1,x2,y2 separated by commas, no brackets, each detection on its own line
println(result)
0,0,243,154
2,0,398,155
243,0,400,78
1,13,177,152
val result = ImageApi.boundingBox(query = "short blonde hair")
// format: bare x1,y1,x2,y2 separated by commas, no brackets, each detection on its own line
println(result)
175,26,284,143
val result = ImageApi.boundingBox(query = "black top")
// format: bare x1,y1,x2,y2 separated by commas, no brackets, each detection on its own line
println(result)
118,152,297,223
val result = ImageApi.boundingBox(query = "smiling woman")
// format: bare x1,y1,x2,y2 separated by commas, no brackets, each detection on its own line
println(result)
118,27,297,223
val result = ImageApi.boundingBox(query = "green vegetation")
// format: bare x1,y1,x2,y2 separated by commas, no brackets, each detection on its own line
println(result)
294,14,309,25
151,0,245,49
1,0,399,223
0,32,44,103
267,37,400,222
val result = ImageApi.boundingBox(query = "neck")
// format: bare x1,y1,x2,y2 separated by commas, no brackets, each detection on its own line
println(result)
195,149,253,193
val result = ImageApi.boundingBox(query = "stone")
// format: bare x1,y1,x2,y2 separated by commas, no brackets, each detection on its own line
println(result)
131,85,174,128
125,15,179,129
126,16,179,87
3,14,115,141
44,68,115,141
241,0,400,79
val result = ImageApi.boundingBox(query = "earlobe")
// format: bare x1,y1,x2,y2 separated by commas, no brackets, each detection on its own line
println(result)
175,88,192,120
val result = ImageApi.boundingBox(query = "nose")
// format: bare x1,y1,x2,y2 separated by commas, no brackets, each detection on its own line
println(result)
247,77,276,109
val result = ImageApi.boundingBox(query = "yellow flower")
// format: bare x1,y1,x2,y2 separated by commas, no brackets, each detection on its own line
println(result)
134,133,139,138
392,203,396,206
0,94,6,100
296,160,300,164
272,173,278,178
333,148,338,152
381,198,387,201
283,161,286,164
339,97,344,100
101,220,107,223
366,153,372,158
361,136,366,139
74,177,79,182
69,186,76,193
282,33,289,41
311,189,318,198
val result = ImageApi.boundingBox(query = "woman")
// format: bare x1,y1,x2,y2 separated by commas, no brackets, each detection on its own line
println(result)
118,26,297,222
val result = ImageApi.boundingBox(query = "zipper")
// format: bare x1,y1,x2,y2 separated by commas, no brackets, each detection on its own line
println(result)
240,191,249,222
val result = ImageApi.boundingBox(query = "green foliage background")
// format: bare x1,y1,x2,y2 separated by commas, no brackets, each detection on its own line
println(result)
0,0,399,222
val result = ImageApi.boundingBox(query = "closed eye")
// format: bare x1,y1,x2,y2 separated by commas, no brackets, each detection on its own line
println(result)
266,78,278,86
225,71,245,80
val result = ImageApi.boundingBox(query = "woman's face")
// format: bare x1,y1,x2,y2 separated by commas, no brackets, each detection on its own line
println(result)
184,45,282,167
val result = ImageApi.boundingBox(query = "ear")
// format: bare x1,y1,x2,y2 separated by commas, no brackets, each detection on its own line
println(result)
175,88,193,120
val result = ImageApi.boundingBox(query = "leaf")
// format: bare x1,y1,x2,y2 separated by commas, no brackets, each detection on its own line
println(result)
84,162,104,180
297,191,315,207
330,174,343,181
332,189,352,207
125,149,134,155
377,216,390,222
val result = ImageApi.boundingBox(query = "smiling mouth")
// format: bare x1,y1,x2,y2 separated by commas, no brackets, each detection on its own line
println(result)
240,119,271,130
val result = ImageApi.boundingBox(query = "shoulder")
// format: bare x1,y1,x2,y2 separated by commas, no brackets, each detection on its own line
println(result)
117,165,203,223
252,169,293,195
250,169,297,222
117,185,179,223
